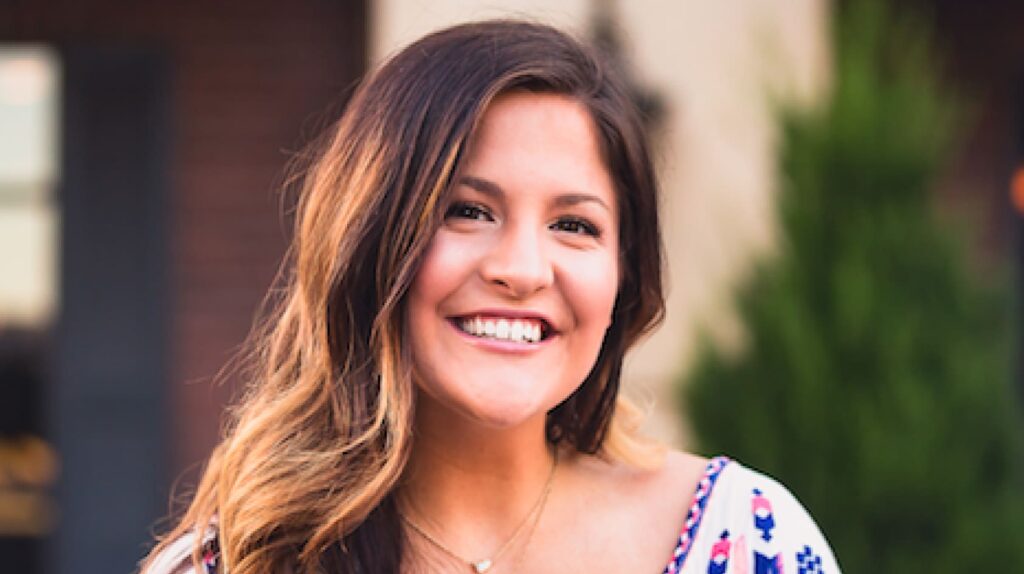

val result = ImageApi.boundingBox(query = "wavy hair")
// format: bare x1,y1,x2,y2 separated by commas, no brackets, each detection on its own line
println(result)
142,19,664,574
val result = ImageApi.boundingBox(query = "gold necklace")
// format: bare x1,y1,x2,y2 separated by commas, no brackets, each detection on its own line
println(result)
400,450,558,573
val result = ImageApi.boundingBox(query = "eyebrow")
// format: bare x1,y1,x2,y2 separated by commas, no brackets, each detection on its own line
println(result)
459,175,612,212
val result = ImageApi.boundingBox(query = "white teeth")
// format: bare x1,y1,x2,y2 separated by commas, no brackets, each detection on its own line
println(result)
458,316,544,343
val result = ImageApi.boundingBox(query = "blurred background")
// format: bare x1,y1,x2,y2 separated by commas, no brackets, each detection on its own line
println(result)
0,0,1021,572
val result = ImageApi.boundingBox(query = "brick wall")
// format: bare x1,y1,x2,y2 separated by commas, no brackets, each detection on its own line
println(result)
1,0,367,481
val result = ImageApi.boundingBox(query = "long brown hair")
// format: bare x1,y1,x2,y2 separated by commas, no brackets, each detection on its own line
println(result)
143,19,664,574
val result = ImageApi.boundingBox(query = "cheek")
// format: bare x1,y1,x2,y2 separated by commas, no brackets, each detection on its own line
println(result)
559,252,619,334
408,232,477,314
406,238,451,353
406,231,488,381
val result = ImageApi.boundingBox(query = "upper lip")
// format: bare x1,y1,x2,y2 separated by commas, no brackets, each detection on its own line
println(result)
451,308,558,333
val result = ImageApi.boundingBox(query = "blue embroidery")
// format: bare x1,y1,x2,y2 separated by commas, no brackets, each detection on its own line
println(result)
754,552,782,574
796,544,825,574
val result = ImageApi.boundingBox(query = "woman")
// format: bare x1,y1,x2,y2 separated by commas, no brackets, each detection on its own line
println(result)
143,20,840,574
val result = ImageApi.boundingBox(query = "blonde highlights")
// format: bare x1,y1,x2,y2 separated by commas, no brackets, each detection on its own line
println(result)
143,20,665,573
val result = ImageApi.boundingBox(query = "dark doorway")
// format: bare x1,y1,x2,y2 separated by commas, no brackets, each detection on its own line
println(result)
50,47,170,574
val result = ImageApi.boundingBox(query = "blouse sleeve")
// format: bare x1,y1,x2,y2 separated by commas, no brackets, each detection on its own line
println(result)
715,464,842,574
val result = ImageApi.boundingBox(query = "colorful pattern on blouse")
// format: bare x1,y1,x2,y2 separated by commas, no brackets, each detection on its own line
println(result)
661,458,837,574
663,456,731,573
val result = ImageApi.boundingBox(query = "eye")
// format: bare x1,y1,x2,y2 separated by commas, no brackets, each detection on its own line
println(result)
444,201,493,222
551,216,601,237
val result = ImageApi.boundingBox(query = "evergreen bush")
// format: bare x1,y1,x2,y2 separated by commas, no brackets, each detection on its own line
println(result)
681,2,1024,571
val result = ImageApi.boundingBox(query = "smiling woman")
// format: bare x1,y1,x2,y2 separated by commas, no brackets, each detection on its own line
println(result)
140,20,840,574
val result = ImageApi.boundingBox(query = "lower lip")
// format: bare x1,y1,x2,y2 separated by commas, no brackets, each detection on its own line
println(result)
447,319,555,354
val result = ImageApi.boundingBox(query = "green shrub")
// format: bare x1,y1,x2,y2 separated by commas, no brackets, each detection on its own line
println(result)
681,2,1024,571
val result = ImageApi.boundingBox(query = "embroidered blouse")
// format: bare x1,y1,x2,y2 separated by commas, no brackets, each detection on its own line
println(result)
145,457,840,574
662,457,841,574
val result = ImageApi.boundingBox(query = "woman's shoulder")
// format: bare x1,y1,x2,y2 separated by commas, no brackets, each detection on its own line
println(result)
663,455,842,573
569,447,708,523
141,527,220,574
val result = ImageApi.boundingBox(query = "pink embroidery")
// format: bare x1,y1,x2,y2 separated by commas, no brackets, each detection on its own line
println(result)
733,535,750,574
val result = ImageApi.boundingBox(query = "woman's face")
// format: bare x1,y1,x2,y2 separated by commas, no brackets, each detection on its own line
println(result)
406,92,620,429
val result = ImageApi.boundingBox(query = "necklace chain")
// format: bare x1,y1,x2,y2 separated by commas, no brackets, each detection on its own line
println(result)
400,450,559,573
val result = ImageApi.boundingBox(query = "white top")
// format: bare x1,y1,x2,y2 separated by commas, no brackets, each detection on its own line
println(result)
662,457,841,574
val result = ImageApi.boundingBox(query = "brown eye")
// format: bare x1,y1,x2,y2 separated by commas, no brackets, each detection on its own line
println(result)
551,217,600,237
445,201,493,221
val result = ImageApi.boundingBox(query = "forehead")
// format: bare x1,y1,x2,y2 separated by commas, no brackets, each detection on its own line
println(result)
471,91,600,152
460,91,616,210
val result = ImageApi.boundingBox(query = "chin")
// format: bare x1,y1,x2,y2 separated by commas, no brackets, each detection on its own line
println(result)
418,382,552,431
463,403,546,430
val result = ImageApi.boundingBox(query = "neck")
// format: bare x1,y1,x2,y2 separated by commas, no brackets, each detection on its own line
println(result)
399,392,559,556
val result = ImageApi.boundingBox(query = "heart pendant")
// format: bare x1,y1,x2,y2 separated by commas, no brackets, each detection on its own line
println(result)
472,559,493,573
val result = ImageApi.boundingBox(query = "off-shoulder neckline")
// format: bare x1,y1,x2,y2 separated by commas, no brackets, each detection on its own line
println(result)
661,456,732,573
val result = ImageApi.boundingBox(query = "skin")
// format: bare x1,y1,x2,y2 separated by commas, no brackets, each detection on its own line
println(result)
401,92,707,573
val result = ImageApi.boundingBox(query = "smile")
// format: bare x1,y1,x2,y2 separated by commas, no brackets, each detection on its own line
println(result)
453,315,549,344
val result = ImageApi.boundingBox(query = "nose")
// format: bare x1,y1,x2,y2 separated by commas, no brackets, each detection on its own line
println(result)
478,223,554,298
